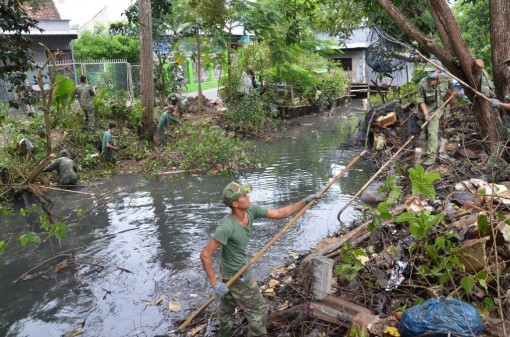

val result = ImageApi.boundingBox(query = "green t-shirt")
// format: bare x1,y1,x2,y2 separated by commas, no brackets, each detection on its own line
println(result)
212,204,269,279
102,131,114,154
157,112,180,133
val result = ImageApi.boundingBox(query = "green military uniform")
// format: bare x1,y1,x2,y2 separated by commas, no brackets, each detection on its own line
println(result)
416,71,447,166
43,152,78,185
213,203,269,337
168,93,185,118
480,69,496,98
157,110,180,146
73,83,95,128
102,130,115,163
486,92,510,181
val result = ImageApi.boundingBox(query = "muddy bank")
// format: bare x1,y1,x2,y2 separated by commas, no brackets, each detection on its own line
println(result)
188,100,510,337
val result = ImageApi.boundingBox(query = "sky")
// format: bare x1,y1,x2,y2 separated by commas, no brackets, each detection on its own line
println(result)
54,0,133,27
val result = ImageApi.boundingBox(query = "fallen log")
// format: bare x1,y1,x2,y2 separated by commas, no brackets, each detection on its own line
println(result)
310,295,372,327
23,153,56,185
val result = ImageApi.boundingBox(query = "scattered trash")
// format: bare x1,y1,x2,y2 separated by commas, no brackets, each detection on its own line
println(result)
168,301,181,312
54,259,68,273
63,327,85,337
155,295,166,305
385,261,410,291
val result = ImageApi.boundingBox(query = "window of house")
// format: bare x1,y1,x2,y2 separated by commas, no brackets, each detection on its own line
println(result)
336,58,352,71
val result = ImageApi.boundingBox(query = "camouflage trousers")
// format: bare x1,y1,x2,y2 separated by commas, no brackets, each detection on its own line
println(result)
486,116,510,181
486,141,510,182
82,107,95,128
157,130,167,146
219,274,268,337
418,111,441,165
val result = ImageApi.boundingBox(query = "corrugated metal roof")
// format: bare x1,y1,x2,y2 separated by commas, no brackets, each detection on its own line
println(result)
2,30,77,38
317,27,371,50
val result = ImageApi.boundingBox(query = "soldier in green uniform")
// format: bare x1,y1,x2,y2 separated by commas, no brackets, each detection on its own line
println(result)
416,64,447,166
42,150,78,185
486,57,510,181
157,105,181,146
168,93,185,118
73,75,96,128
102,122,119,163
200,182,320,337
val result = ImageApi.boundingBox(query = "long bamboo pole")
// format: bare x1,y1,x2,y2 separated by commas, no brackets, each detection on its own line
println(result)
178,150,367,331
336,95,455,221
414,50,491,103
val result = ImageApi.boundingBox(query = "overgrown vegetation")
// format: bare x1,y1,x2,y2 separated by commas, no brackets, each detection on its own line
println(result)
336,164,502,306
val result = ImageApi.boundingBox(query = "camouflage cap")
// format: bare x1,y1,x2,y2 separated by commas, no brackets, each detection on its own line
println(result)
502,57,510,65
222,181,253,206
423,64,438,72
168,93,179,102
59,149,68,157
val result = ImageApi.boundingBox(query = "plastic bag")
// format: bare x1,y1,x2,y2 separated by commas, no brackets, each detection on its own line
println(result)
385,260,410,291
398,297,484,337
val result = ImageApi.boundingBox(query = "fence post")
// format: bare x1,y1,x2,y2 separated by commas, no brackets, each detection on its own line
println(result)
127,63,134,100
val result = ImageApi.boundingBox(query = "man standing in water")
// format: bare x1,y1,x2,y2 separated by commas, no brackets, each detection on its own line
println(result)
42,149,78,185
200,181,319,337
102,122,119,163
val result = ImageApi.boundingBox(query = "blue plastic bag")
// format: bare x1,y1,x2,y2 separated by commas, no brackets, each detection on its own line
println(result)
398,297,484,337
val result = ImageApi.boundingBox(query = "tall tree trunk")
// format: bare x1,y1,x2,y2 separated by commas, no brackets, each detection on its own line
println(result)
196,11,203,114
490,0,510,106
139,0,154,140
227,25,232,95
375,0,500,146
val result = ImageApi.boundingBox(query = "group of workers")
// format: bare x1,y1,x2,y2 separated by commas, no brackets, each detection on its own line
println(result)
201,57,510,337
41,76,183,185
417,57,510,177
39,58,510,336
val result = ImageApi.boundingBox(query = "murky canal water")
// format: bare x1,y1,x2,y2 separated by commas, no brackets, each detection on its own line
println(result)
0,100,371,337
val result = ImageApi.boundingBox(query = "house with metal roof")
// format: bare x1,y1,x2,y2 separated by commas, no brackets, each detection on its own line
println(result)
0,1,78,105
318,27,414,91
23,1,78,64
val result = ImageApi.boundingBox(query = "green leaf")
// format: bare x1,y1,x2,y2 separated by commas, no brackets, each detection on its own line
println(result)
435,237,445,249
395,211,417,223
51,222,68,241
460,276,475,293
483,297,495,309
0,240,7,254
408,164,440,200
19,232,41,247
477,214,489,235
0,206,14,216
380,211,392,220
424,244,438,259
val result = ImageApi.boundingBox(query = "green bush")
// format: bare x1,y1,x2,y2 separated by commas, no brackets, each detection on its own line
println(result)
170,121,254,171
226,89,279,135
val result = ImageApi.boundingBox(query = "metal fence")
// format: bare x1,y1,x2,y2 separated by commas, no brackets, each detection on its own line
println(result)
0,59,221,109
0,59,135,109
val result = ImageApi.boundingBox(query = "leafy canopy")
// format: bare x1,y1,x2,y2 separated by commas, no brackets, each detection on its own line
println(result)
73,24,140,63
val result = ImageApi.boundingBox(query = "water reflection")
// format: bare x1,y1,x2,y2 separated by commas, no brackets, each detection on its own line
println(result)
1,100,371,336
